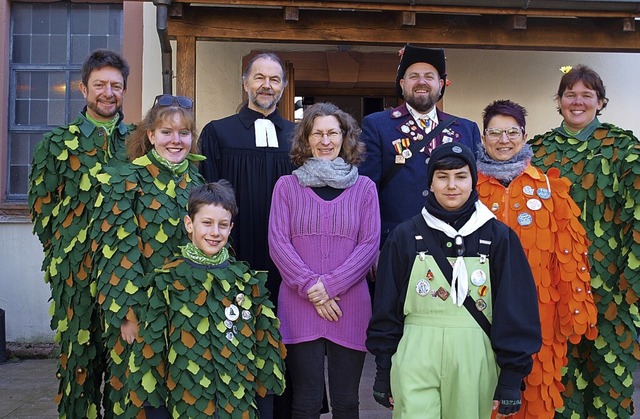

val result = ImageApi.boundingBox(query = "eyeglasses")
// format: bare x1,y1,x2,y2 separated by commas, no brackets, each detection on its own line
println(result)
484,127,523,141
153,94,193,110
310,131,342,141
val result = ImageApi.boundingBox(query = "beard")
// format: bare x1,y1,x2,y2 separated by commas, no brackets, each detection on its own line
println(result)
86,100,120,120
403,88,439,114
249,88,283,112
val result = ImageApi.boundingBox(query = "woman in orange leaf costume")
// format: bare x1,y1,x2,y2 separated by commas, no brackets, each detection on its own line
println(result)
476,100,597,419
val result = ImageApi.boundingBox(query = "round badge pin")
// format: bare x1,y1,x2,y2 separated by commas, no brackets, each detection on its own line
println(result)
416,279,431,296
242,310,252,320
401,125,410,133
537,188,551,200
235,293,245,305
392,110,402,118
225,304,240,321
523,185,534,196
478,285,488,297
517,212,533,226
470,269,487,286
527,198,542,211
491,203,499,212
402,149,413,159
226,331,235,341
224,319,233,329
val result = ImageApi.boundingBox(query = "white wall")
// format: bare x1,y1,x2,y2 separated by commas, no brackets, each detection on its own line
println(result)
0,223,53,342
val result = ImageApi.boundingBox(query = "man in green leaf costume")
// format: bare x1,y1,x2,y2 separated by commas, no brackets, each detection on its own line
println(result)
91,97,205,418
131,181,286,418
530,65,640,419
28,49,134,418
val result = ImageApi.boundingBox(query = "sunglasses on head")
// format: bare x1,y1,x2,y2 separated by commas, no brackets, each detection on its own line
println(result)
153,94,193,110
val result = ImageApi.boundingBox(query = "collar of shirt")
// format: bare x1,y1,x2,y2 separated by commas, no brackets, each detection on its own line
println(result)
406,103,438,126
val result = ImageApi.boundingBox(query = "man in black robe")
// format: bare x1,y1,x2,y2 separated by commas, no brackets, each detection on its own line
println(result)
199,52,295,419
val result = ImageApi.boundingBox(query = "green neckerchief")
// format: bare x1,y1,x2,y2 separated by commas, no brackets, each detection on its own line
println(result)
558,117,601,141
180,242,229,266
85,113,119,136
151,149,190,175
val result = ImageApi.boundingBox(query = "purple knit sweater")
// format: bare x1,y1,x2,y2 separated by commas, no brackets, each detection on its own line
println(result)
269,174,381,351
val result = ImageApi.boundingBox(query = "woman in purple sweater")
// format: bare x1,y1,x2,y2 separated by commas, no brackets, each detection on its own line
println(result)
269,102,381,418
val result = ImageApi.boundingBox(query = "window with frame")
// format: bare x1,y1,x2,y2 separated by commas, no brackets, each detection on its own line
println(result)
7,2,123,201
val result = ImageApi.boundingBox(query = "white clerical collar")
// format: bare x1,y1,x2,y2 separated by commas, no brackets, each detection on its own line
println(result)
406,104,438,125
254,118,279,148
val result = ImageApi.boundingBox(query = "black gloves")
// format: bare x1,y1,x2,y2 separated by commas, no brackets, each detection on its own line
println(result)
493,382,522,415
372,367,393,409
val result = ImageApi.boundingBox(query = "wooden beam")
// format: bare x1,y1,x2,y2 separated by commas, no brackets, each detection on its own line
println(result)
510,15,527,30
169,0,640,19
284,6,299,22
176,35,196,112
167,7,640,52
399,11,415,27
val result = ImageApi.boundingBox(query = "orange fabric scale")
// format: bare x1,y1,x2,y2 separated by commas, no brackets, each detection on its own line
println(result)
478,165,597,419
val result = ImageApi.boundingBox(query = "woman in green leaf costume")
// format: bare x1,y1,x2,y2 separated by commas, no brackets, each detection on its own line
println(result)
91,95,205,418
131,181,286,419
28,49,134,419
530,65,640,419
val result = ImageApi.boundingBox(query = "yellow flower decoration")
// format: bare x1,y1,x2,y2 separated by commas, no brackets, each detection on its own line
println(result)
559,66,573,74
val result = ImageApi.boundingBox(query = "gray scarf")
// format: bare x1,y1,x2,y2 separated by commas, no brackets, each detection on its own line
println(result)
476,144,533,186
293,157,358,189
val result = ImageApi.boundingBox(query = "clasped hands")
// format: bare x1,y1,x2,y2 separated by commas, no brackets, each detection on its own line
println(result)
307,278,342,321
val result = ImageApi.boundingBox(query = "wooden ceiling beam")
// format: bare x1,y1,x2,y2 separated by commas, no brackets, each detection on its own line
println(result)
167,7,640,52
175,0,640,19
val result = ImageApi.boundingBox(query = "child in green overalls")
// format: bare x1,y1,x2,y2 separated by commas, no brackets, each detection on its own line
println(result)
366,142,541,418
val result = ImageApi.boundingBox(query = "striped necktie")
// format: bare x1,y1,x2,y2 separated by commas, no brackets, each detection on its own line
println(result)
420,117,433,133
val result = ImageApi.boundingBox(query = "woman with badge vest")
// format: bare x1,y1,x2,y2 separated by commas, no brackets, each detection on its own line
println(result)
367,141,541,418
476,100,597,419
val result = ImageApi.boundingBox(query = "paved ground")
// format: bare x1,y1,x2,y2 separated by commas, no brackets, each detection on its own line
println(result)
0,353,638,418
0,353,391,418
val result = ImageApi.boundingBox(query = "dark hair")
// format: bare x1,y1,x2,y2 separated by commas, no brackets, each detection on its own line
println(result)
290,102,365,167
242,53,288,86
482,100,527,132
187,180,238,219
81,49,130,89
126,103,198,160
431,156,468,172
556,64,608,115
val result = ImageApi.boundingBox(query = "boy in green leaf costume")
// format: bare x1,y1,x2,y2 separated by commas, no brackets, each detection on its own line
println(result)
131,181,286,418
28,49,134,418
91,97,205,417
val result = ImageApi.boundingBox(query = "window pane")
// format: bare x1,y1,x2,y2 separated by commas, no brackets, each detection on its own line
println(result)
31,5,50,35
14,99,29,125
12,4,32,34
30,100,48,125
12,35,32,64
10,133,31,165
91,5,110,35
70,6,89,34
49,35,68,64
9,166,29,196
71,35,90,64
15,72,30,99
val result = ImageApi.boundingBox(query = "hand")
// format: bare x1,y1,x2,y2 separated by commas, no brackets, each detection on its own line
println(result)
373,367,393,410
314,298,342,321
308,278,330,305
120,319,140,344
492,383,522,417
